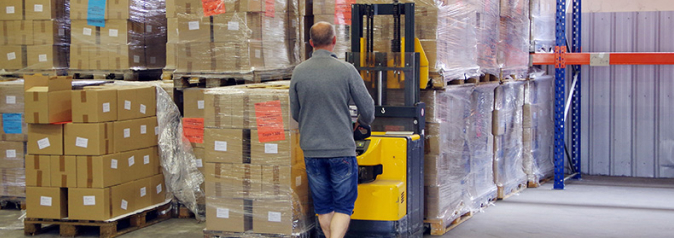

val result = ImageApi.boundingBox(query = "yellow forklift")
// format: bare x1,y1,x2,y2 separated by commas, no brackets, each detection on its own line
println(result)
342,2,428,237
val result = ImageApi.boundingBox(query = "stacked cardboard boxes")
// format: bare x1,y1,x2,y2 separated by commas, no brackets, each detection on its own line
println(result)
69,0,167,70
0,0,69,71
499,0,530,79
0,79,27,197
201,82,313,236
24,75,166,220
522,76,554,187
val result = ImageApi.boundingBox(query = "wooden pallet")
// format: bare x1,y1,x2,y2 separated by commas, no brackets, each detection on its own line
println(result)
425,211,474,236
497,181,527,200
0,196,25,210
173,68,293,90
431,73,500,89
528,175,554,188
24,202,172,238
203,229,313,238
0,69,67,78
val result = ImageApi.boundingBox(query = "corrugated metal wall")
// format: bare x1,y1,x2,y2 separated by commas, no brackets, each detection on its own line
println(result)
579,11,674,178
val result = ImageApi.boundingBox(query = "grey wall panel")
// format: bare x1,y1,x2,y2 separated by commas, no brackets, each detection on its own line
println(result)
657,12,674,177
634,12,658,177
611,12,636,176
580,12,592,174
588,12,612,175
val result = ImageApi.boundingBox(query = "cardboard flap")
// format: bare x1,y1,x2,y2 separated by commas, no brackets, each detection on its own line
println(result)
24,74,72,92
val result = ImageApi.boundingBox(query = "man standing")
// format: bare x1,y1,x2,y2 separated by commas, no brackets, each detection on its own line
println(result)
289,22,375,238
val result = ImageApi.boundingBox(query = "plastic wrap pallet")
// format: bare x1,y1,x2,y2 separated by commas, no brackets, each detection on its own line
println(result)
0,196,26,210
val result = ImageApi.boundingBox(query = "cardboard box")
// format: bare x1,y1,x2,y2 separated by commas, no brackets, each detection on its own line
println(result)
9,20,34,45
76,154,122,188
50,155,77,188
69,44,90,69
261,164,309,199
0,168,26,196
193,147,205,173
26,44,68,69
113,116,158,153
26,187,68,219
27,124,63,155
72,87,118,123
0,141,25,168
205,197,246,232
223,0,263,12
24,89,71,124
164,43,177,69
134,177,152,209
110,181,136,217
108,0,133,19
101,20,144,45
108,44,146,69
33,20,68,45
118,147,159,183
204,128,249,164
183,88,205,118
25,154,51,187
0,113,28,141
0,1,24,20
90,45,110,70
250,130,300,165
70,20,97,45
204,163,262,198
25,0,68,20
68,187,111,220
0,80,25,113
150,174,166,205
117,86,156,120
252,198,312,235
166,0,205,18
167,17,211,43
145,44,166,69
213,42,257,71
0,45,27,70
213,13,261,42
64,122,114,155
175,42,214,72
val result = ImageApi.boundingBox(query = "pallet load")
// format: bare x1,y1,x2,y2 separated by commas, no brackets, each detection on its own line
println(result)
0,0,69,75
493,81,527,199
166,0,300,84
201,82,314,237
69,0,167,78
0,79,27,202
23,75,169,236
499,0,530,80
522,75,554,187
182,87,207,210
530,0,556,52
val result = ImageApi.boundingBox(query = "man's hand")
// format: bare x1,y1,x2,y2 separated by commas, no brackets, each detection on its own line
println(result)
353,122,360,132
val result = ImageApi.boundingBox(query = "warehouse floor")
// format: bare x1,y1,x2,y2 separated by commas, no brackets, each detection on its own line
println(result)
1,175,673,238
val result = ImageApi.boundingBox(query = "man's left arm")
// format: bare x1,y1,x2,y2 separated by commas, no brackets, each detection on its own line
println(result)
289,77,300,122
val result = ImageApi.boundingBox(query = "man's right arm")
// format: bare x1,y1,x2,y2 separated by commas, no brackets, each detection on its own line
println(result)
289,77,300,122
348,65,375,126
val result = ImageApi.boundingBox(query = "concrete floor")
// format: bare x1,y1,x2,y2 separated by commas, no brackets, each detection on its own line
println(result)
1,175,673,238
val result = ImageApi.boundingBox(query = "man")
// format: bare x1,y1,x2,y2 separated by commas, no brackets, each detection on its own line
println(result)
289,22,375,238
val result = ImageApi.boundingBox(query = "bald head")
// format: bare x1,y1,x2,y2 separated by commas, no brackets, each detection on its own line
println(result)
310,21,336,48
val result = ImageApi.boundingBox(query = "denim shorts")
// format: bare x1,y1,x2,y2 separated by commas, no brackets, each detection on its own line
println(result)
304,156,358,215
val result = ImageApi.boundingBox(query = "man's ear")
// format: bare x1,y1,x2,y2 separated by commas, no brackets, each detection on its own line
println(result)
332,36,337,45
309,39,315,48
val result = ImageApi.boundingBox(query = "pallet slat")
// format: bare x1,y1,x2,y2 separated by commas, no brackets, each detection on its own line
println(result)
497,181,527,200
0,196,26,210
425,211,474,236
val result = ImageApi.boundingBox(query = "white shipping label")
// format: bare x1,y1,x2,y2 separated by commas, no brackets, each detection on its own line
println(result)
40,196,52,206
124,100,131,110
196,159,203,168
83,196,96,206
146,25,153,33
150,57,156,64
75,137,89,148
109,29,119,37
6,6,14,14
216,208,229,218
295,176,301,187
197,100,204,109
264,143,278,154
141,125,147,134
6,149,16,158
255,49,261,59
34,4,44,12
156,184,162,194
268,212,282,222
6,95,16,104
83,28,92,36
140,187,147,197
121,199,128,210
7,52,16,60
228,21,239,31
128,156,135,166
140,104,147,114
38,54,48,62
133,55,140,63
124,128,131,138
58,28,65,36
144,155,150,164
111,159,118,169
214,141,227,152
155,126,159,135
188,21,200,30
102,102,110,113
37,138,50,150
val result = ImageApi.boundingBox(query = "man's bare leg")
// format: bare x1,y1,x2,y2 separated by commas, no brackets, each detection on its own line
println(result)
318,212,335,238
329,212,351,238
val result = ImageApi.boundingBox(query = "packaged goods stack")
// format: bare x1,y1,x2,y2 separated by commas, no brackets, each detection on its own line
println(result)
298,0,313,60
24,74,167,222
477,0,501,78
499,0,530,79
0,0,69,73
522,76,554,187
182,87,206,207
202,82,314,236
69,0,167,72
492,81,527,199
530,0,555,52
0,79,27,198
467,84,498,208
166,0,300,79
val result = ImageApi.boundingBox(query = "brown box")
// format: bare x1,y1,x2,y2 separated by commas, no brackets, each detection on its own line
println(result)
24,89,71,124
0,113,27,142
68,187,111,220
50,155,77,188
213,13,261,42
145,44,166,69
134,177,152,209
0,141,25,168
223,0,263,12
108,0,133,19
117,86,156,120
204,128,249,164
64,122,114,155
175,42,214,72
26,187,68,219
167,17,211,43
69,44,90,70
183,88,205,118
0,168,26,196
0,45,26,70
0,1,23,20
27,124,63,155
261,164,309,199
204,163,262,199
150,174,166,205
205,197,246,232
0,80,25,113
193,147,205,173
72,87,118,123
76,154,122,188
9,20,34,45
25,0,68,20
166,0,205,18
108,44,146,69
110,181,136,217
33,20,68,45
90,45,110,70
25,154,51,187
71,20,96,45
26,44,68,69
164,43,177,69
119,147,159,183
113,116,158,153
252,198,312,235
212,42,257,71
101,20,144,45
250,130,300,165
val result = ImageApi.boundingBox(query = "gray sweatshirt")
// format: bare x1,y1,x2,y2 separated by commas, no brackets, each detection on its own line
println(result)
290,50,375,158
